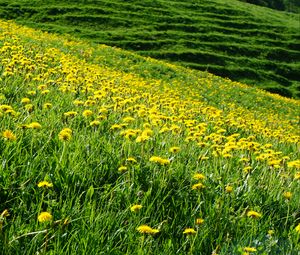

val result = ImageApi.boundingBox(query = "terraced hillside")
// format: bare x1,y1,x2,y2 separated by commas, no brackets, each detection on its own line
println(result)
0,0,299,98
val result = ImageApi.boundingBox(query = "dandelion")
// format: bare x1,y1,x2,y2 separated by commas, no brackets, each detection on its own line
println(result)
73,99,84,106
137,225,159,235
2,130,16,141
130,204,142,212
193,173,205,180
183,228,197,235
27,122,42,129
38,85,47,90
90,120,101,127
295,223,300,234
196,218,204,225
38,212,53,223
294,172,300,180
192,183,205,190
43,103,52,109
27,90,36,96
64,111,78,117
58,128,72,141
21,97,30,104
268,229,275,236
126,157,137,164
244,247,257,252
247,210,262,219
122,116,135,123
149,156,170,165
110,124,122,131
287,160,300,169
37,181,53,188
169,146,180,153
1,209,9,218
96,115,106,120
225,185,233,193
283,191,292,200
82,110,93,117
41,90,50,95
118,166,127,173
136,134,150,142
0,105,12,112
25,104,34,112
243,166,252,174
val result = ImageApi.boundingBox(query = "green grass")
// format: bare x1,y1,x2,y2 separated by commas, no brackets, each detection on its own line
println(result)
0,19,300,254
0,0,299,98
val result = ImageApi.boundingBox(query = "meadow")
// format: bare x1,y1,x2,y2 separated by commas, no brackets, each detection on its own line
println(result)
0,0,299,98
0,19,300,254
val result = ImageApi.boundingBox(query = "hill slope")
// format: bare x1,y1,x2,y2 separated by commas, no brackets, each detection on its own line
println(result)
0,20,300,254
0,0,299,98
238,0,300,13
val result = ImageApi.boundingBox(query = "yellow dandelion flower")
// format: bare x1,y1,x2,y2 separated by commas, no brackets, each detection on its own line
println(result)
149,156,170,165
2,130,16,141
137,225,159,235
90,120,101,127
143,123,151,129
268,229,274,236
38,212,53,223
283,191,292,200
193,173,205,180
37,181,53,188
1,209,9,218
247,210,262,219
110,124,122,131
25,104,34,112
73,99,84,106
169,146,180,153
130,204,142,212
136,134,150,142
27,122,42,129
183,228,197,235
126,157,137,164
21,98,31,104
122,116,135,123
196,218,204,225
225,185,233,193
82,110,93,117
244,247,257,252
27,90,36,96
192,183,205,190
243,166,252,173
64,111,78,117
96,115,107,120
37,85,47,90
0,105,12,111
288,160,300,169
43,103,52,109
295,223,300,234
118,166,127,173
294,172,300,180
41,90,50,95
58,128,72,141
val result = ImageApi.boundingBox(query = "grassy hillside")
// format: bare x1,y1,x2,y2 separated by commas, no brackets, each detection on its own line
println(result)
0,0,299,98
1,20,300,254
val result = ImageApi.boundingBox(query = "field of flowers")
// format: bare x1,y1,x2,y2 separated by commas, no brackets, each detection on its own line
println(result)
0,20,300,254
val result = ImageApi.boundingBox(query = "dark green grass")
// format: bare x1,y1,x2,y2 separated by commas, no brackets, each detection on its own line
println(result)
0,0,299,98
